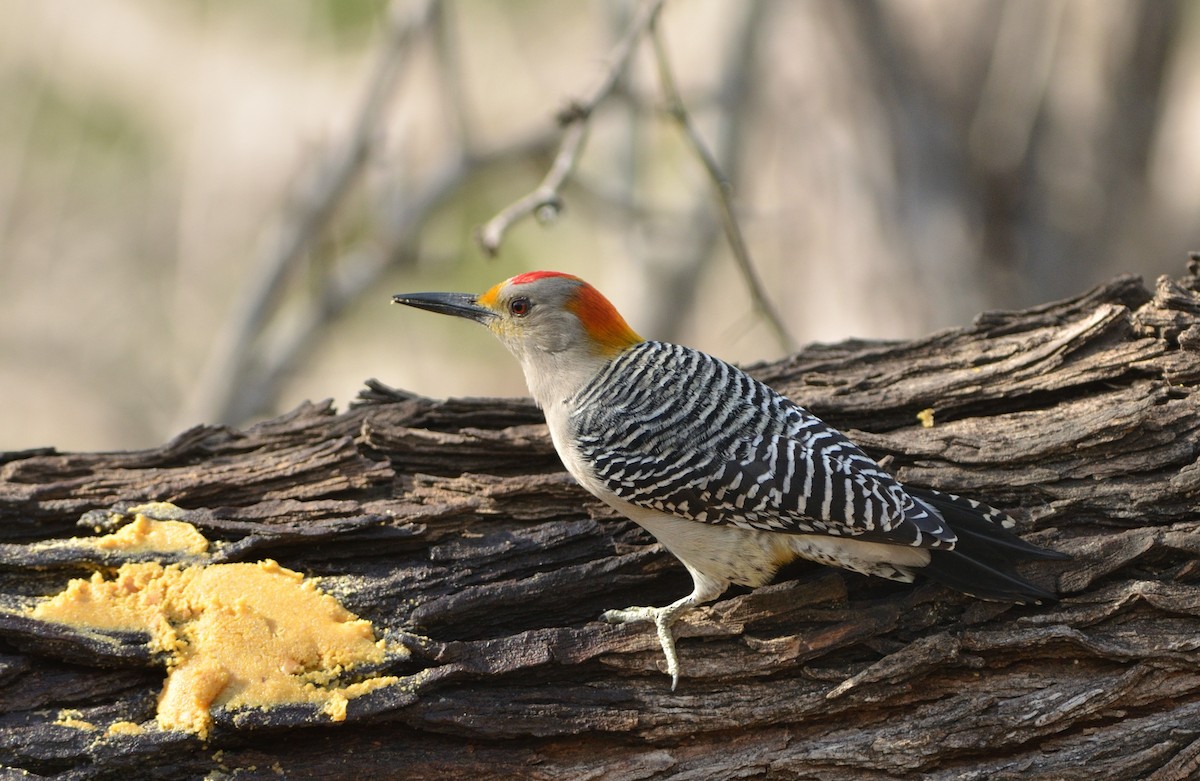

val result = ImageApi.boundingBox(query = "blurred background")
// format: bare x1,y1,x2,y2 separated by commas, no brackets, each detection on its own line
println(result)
1,0,1196,453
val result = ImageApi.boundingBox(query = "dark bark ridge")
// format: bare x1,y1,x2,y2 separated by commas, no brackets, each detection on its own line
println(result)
0,262,1198,779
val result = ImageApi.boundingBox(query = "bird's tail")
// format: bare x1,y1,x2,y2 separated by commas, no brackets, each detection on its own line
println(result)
909,487,1068,604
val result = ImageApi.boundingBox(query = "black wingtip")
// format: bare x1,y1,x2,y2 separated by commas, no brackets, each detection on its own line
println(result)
908,486,1065,603
922,548,1060,604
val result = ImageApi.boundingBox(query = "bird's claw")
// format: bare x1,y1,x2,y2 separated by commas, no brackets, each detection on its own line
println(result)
600,604,683,690
600,606,655,625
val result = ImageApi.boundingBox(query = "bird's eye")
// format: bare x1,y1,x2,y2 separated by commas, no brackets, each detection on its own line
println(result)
509,297,532,317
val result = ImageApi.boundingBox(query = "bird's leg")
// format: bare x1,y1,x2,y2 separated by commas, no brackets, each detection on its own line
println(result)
600,595,695,690
600,569,726,690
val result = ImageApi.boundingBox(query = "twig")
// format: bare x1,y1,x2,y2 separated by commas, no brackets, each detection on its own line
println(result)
648,16,796,352
181,0,436,428
431,0,471,151
967,0,1066,173
475,0,667,257
241,131,559,419
622,0,764,344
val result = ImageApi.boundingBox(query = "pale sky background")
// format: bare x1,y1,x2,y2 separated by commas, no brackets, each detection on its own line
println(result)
1,0,1196,452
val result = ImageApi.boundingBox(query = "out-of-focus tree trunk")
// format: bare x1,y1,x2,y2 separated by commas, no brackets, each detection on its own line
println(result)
0,261,1198,780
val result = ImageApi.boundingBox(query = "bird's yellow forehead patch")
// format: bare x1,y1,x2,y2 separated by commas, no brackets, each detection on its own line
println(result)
476,280,505,310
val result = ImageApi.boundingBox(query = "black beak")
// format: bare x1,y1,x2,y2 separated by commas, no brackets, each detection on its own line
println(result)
391,291,497,325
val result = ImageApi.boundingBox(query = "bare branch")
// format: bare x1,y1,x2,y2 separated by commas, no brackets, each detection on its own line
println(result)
474,0,667,257
620,0,764,344
242,132,559,416
430,0,472,151
181,0,437,429
473,121,585,256
967,0,1066,173
648,17,797,352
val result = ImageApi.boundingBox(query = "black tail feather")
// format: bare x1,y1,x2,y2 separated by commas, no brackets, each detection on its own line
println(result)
922,547,1060,603
907,487,1067,604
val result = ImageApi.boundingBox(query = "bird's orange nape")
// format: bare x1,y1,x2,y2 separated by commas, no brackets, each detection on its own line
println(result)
563,283,642,356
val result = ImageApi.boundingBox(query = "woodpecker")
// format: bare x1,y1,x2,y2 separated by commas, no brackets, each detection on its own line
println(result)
392,271,1065,689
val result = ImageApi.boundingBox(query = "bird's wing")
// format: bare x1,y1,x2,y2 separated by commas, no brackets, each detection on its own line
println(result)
570,343,955,548
584,429,954,548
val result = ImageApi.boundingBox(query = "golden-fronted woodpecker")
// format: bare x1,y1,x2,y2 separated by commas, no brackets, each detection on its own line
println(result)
392,270,1064,689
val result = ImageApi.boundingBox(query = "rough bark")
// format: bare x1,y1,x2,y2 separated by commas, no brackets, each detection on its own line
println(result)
1,260,1199,780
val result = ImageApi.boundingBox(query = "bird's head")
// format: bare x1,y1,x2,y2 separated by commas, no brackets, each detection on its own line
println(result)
393,271,643,402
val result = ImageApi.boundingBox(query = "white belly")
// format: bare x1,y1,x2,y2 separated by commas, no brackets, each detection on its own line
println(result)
623,504,929,588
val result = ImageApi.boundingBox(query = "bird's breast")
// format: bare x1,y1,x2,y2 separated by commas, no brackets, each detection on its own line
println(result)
622,507,796,588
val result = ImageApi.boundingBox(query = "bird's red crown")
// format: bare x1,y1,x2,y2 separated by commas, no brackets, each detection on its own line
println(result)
508,271,643,356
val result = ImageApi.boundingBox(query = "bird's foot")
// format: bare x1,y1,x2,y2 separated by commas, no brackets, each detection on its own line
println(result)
599,605,658,625
601,603,688,690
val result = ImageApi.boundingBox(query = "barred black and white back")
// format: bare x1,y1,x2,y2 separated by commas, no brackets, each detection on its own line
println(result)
568,340,1063,603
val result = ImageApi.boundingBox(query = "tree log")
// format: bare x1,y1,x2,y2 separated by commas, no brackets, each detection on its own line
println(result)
1,261,1199,780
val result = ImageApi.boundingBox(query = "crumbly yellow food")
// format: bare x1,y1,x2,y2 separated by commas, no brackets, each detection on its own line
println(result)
917,407,936,428
31,507,397,739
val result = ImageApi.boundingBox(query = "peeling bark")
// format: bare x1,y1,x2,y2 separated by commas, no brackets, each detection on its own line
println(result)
1,262,1199,780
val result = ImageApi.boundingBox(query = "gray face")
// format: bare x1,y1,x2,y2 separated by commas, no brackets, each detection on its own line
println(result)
393,275,590,358
485,276,592,358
